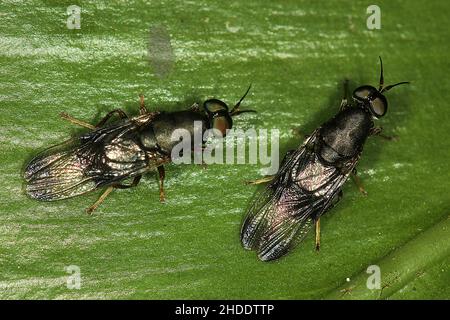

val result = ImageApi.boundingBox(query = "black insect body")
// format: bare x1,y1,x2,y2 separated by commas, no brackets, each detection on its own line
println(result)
241,58,408,261
25,88,253,213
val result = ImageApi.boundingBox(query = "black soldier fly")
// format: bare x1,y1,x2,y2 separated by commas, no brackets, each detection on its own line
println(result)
24,87,253,213
241,57,408,261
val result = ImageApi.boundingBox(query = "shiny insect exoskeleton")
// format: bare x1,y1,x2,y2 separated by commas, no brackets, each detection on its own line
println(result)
24,87,253,213
241,58,408,261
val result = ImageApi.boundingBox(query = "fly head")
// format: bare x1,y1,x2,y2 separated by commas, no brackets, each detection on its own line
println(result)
352,57,409,118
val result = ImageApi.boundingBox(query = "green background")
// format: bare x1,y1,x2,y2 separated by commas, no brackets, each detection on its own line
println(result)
0,0,448,299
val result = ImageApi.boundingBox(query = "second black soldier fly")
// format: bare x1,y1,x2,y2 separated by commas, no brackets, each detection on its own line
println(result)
241,57,409,261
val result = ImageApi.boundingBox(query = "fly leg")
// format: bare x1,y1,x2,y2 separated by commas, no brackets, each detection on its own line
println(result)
94,109,128,128
113,176,142,189
339,79,350,111
351,169,368,196
139,94,148,115
195,144,208,169
157,165,166,202
315,190,343,251
60,112,96,130
60,109,128,130
315,218,321,251
245,175,275,185
86,176,141,214
370,126,398,141
86,186,114,214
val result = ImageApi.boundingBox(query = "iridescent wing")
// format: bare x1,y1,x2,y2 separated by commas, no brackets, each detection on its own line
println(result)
24,120,160,201
241,131,355,261
25,138,100,201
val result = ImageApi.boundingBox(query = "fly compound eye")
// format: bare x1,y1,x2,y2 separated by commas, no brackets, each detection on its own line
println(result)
203,99,232,137
204,99,229,114
369,94,388,118
352,85,378,102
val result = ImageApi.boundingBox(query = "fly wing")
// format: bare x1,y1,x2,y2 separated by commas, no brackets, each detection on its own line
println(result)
25,139,101,200
241,183,317,261
24,120,157,201
241,131,352,261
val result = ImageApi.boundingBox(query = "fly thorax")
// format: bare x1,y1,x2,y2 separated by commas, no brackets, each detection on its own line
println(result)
319,108,372,161
149,111,207,153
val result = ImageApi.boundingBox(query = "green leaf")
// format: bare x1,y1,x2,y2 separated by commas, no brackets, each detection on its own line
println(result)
0,1,448,299
325,217,450,299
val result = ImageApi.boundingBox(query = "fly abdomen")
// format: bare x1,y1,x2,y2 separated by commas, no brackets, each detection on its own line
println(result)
294,152,340,197
241,57,409,261
316,142,344,165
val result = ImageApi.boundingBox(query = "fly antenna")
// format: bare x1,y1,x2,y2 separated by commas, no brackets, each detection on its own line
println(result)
378,56,384,92
377,56,410,93
380,81,410,93
230,84,256,116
